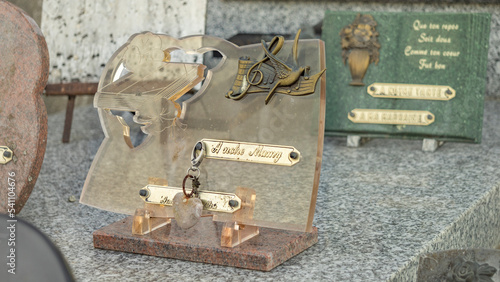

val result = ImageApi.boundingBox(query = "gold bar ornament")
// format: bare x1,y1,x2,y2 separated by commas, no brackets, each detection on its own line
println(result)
367,83,455,101
348,109,435,126
202,139,300,166
140,185,242,213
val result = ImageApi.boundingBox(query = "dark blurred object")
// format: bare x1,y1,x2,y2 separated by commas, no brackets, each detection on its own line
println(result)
225,21,323,48
204,22,323,70
0,214,74,281
228,33,287,47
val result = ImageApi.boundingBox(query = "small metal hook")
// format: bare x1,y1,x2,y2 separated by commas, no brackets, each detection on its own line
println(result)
182,174,197,198
186,166,201,179
191,141,205,168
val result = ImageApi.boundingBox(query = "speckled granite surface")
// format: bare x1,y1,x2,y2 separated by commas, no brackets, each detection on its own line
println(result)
206,0,500,98
41,0,207,84
15,99,500,281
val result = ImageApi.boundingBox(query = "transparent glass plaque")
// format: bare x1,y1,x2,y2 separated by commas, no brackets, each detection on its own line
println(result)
81,32,326,232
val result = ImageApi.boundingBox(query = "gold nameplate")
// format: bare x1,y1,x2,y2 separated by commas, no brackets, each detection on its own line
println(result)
367,83,455,101
348,109,435,126
140,184,242,213
202,139,300,166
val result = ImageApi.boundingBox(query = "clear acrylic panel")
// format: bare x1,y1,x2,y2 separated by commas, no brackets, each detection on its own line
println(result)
81,32,325,232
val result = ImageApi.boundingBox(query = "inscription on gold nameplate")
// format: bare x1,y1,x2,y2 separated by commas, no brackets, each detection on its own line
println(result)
348,109,435,126
140,185,242,213
202,139,300,166
367,83,455,100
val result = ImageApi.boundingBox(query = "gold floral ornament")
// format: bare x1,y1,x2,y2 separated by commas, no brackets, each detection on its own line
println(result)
340,14,380,86
122,33,167,77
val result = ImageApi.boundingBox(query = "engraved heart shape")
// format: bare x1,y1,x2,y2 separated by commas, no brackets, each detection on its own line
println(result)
172,192,203,229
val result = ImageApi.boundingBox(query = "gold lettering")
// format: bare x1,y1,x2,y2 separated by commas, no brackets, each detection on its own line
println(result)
429,23,439,29
349,110,434,125
368,84,454,100
434,61,446,70
202,200,217,210
413,19,426,31
418,33,433,43
436,35,451,43
442,51,460,57
386,87,413,97
430,50,440,56
248,146,261,157
202,139,299,166
248,146,282,163
405,46,428,56
441,24,459,31
419,59,432,69
159,196,173,205
212,142,222,154
274,152,282,163
228,144,244,155
368,112,378,121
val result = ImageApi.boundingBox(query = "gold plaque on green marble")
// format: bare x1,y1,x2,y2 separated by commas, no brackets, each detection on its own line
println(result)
348,109,435,126
323,12,491,142
367,83,455,101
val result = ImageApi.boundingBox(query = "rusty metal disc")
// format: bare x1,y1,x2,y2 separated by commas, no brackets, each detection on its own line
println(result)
0,0,49,214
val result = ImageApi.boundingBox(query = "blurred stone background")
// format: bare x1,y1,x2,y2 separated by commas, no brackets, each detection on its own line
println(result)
6,0,500,114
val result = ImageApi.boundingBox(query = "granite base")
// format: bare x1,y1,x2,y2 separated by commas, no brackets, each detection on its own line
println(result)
93,216,318,271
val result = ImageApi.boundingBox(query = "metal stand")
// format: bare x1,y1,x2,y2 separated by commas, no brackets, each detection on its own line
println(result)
132,178,259,248
422,138,444,152
347,135,371,147
44,82,98,143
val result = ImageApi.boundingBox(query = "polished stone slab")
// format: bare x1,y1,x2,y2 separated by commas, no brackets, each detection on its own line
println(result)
0,0,49,214
16,99,500,281
94,217,318,271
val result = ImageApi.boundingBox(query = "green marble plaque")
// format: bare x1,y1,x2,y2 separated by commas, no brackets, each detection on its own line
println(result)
323,12,491,143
